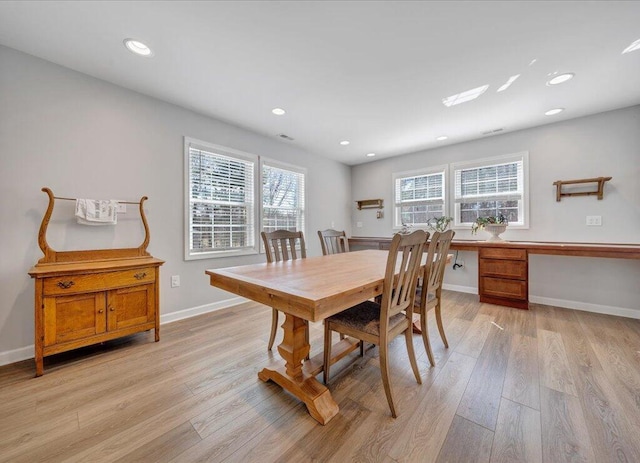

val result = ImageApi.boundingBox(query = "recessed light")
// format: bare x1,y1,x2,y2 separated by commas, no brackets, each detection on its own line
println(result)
340,140,350,146
436,136,448,141
547,73,574,86
622,38,640,54
123,39,153,57
366,153,376,157
272,108,286,116
442,85,489,107
497,74,520,92
545,108,564,116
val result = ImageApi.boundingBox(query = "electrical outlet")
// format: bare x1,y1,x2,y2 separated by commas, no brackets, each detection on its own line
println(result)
171,275,180,288
116,203,126,214
586,215,602,226
356,221,363,228
331,221,335,228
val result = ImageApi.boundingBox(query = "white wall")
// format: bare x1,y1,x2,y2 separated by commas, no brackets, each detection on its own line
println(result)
351,105,640,317
0,46,352,364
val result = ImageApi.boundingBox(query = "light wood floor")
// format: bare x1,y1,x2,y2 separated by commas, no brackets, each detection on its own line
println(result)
2,291,640,462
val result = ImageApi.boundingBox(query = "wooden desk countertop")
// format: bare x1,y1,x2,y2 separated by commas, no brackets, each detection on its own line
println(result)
349,237,640,260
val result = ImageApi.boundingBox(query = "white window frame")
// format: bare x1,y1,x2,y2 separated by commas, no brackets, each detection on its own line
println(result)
184,137,260,260
392,165,448,230
450,151,529,229
260,158,307,245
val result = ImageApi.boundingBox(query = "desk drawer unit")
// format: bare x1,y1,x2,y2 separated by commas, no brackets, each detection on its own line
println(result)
479,247,528,309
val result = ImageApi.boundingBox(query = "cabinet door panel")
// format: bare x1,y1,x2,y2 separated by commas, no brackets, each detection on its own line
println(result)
44,293,106,346
108,284,155,331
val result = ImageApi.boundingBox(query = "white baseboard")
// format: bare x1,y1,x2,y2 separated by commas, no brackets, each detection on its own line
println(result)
442,283,477,294
159,296,248,325
0,345,34,367
529,295,640,320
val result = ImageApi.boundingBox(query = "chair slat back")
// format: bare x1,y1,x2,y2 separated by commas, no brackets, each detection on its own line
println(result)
426,230,455,292
318,229,350,255
380,231,429,323
261,230,307,263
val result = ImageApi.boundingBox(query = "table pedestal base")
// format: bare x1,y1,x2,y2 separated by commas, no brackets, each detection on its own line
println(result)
258,366,338,425
258,313,338,425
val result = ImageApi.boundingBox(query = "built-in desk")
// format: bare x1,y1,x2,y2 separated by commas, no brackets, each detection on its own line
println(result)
349,237,640,309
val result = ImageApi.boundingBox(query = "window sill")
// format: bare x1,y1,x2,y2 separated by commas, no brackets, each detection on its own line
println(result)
185,248,259,261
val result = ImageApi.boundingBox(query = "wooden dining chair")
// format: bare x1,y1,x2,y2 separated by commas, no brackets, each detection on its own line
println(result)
323,230,428,418
318,229,350,255
414,229,455,366
261,230,308,353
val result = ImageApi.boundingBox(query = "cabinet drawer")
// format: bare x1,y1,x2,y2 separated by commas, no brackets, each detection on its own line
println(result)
479,247,526,261
43,267,155,295
481,277,527,300
480,259,527,280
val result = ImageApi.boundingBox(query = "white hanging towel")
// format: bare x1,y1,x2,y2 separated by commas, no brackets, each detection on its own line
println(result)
75,199,118,225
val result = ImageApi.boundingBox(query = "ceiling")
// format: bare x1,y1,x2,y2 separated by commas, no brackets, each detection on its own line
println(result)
1,1,639,165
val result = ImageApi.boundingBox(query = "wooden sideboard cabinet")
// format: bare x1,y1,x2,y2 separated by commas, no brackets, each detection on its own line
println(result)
30,258,163,375
478,247,528,309
28,188,164,376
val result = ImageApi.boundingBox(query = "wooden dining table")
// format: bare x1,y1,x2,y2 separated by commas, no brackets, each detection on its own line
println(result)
206,249,395,425
206,249,451,424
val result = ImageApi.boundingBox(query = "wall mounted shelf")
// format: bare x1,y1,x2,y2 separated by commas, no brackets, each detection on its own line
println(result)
356,199,383,210
553,176,612,201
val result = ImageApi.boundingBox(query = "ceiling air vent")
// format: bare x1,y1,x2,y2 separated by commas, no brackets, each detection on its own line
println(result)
277,133,295,141
482,128,504,136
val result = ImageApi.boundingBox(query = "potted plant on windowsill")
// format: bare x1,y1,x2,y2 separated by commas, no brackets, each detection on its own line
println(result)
427,216,453,232
471,215,509,242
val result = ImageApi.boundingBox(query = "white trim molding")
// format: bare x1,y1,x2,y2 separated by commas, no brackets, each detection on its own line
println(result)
529,295,640,320
159,297,248,324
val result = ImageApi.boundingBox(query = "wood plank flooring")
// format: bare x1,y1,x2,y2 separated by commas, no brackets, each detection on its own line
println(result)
1,291,640,462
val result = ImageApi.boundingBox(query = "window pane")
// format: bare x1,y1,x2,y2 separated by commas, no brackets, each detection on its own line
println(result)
188,147,255,255
263,164,305,235
454,155,526,226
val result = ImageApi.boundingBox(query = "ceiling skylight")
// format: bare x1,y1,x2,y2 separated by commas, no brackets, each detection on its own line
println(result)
497,75,520,93
622,38,640,54
436,136,448,141
547,73,574,85
124,39,153,57
271,108,286,115
442,85,489,107
366,153,376,157
340,140,350,145
545,108,564,116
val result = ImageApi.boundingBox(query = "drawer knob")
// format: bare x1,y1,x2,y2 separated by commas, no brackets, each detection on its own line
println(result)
109,306,115,312
134,272,147,280
57,280,75,289
98,309,104,314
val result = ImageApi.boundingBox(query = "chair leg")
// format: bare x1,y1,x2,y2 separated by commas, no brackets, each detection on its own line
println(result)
323,323,332,385
268,308,278,351
379,341,397,418
304,320,310,361
434,297,448,348
404,328,422,384
420,309,436,367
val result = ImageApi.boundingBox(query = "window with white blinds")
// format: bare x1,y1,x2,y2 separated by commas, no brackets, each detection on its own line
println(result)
393,167,446,228
185,140,258,259
262,162,306,235
451,152,529,227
